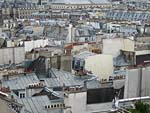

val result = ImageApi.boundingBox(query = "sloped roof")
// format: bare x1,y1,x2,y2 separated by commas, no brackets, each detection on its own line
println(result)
17,95,63,113
40,68,100,89
2,73,39,90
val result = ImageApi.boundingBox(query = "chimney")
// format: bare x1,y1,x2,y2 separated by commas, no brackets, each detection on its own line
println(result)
0,80,2,87
57,55,61,70
67,24,73,43
84,81,87,90
11,95,14,100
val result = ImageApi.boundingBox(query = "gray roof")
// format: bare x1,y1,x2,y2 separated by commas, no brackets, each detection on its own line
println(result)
113,54,134,67
106,10,150,22
125,0,150,3
17,95,63,113
40,68,100,89
2,73,39,90
2,68,100,90
74,51,96,60
52,0,110,4
75,25,96,37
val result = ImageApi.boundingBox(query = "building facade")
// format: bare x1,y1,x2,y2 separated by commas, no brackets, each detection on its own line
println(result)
49,0,112,10
1,0,45,20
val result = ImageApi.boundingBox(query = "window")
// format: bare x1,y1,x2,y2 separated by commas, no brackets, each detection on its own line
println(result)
19,93,25,98
57,104,59,107
60,104,62,107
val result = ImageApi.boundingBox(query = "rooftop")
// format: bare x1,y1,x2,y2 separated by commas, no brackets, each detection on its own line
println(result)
17,95,63,113
74,51,96,60
52,0,110,4
40,68,100,89
2,73,39,90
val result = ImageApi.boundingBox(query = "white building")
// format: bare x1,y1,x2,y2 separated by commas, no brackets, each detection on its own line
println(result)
102,38,135,57
20,38,49,52
124,66,150,98
64,90,87,113
0,47,25,65
50,0,112,10
64,88,113,113
73,51,113,80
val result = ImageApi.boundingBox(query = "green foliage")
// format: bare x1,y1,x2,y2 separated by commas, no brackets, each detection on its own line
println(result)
128,102,150,113
128,109,140,113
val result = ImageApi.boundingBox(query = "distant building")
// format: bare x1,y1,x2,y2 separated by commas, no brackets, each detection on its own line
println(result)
106,10,150,22
125,0,150,10
0,0,45,20
0,47,25,65
49,0,112,10
19,38,49,52
67,24,97,43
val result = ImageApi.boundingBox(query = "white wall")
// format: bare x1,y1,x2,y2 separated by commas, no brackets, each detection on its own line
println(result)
124,68,140,98
6,40,15,47
0,47,25,65
124,66,150,98
135,50,150,56
85,54,113,80
24,39,49,52
102,38,134,57
141,67,150,96
26,88,42,97
64,91,87,113
86,102,112,113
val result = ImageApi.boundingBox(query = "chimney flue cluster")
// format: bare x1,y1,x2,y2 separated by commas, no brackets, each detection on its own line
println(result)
64,86,83,92
0,87,10,93
28,82,44,88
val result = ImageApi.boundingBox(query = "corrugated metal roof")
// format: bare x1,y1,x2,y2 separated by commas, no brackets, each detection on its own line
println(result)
40,68,100,89
2,68,100,90
106,11,150,21
17,96,63,113
2,73,39,90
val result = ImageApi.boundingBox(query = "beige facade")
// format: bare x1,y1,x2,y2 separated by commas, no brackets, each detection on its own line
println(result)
2,6,45,20
50,4,112,10
0,98,8,113
17,7,40,19
84,54,113,80
0,68,24,80
64,91,87,113
0,95,23,113
102,38,135,57
65,43,100,55
122,38,135,52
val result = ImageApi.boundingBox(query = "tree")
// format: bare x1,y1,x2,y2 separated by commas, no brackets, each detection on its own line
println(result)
128,102,150,113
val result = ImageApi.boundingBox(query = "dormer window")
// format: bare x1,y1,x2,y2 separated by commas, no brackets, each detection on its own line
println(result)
19,93,25,98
